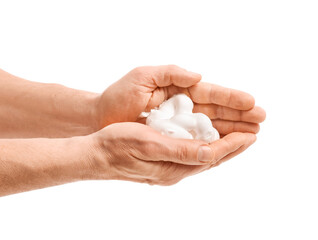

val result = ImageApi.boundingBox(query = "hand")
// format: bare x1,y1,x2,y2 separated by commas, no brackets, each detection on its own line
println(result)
87,122,257,185
95,65,266,136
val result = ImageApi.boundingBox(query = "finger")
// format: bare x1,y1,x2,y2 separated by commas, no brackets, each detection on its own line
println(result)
189,82,255,110
141,128,212,165
207,132,256,164
193,104,266,123
212,120,260,135
209,134,256,168
182,133,257,178
132,65,202,89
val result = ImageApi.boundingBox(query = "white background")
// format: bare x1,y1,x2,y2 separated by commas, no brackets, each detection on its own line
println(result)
0,0,317,239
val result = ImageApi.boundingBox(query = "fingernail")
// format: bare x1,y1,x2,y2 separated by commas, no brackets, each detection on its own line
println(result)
198,146,212,163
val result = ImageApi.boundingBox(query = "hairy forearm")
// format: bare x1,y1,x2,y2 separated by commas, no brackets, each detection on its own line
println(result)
0,136,93,196
0,69,99,138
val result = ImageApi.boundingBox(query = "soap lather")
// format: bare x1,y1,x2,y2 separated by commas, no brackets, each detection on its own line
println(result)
142,94,219,143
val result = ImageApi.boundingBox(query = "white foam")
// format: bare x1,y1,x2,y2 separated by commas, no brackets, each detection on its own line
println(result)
143,94,219,143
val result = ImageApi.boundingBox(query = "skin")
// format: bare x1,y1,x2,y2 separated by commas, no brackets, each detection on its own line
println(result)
0,65,266,196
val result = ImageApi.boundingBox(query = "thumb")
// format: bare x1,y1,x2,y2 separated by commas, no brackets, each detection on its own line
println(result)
151,65,202,88
130,65,202,89
141,129,254,165
143,131,213,165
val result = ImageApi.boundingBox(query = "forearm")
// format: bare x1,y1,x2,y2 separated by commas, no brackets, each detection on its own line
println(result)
0,69,99,138
0,136,94,196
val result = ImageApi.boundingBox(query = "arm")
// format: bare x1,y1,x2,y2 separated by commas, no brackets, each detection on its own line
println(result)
0,135,93,196
0,69,99,138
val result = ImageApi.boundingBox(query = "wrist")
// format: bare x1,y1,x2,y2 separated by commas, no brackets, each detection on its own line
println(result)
76,131,114,181
46,136,98,182
39,83,101,137
54,88,101,137
82,92,101,133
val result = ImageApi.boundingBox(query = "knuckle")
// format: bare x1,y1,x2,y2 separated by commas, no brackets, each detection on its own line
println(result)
225,88,233,106
166,64,179,71
216,105,224,118
176,145,189,163
131,66,150,77
139,137,159,156
133,138,154,158
222,137,233,153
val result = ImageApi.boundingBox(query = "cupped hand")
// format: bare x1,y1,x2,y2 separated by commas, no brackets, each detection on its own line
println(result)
95,65,266,136
87,122,256,186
